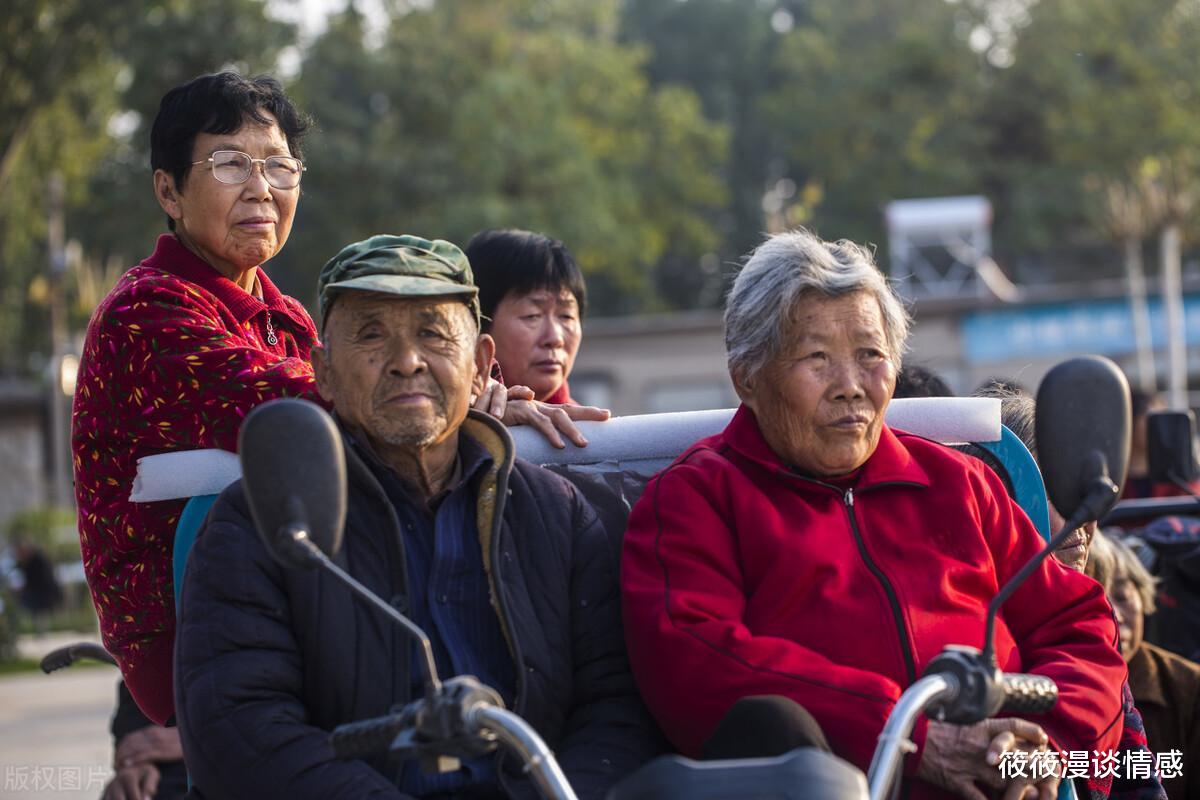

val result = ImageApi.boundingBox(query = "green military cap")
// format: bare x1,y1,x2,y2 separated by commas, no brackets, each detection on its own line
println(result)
317,234,479,326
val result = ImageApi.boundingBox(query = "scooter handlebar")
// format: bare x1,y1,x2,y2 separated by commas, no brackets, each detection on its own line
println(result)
330,708,414,761
999,672,1058,716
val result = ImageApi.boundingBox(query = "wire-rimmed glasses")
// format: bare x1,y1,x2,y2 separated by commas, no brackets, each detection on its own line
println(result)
190,150,306,190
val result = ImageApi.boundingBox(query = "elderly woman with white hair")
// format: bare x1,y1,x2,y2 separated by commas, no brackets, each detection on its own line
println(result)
621,229,1126,800
1088,532,1200,800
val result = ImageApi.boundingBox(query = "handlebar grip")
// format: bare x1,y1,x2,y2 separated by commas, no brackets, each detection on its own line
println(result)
330,711,411,760
999,673,1058,715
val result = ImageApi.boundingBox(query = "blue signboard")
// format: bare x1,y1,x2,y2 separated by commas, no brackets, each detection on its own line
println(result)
961,295,1200,362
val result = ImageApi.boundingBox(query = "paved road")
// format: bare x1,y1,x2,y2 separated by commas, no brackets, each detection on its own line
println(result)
0,667,117,799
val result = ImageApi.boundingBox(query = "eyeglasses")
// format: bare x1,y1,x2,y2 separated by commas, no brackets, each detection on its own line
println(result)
190,150,306,190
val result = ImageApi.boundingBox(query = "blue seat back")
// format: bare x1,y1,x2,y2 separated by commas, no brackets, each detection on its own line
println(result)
173,494,218,608
977,426,1052,541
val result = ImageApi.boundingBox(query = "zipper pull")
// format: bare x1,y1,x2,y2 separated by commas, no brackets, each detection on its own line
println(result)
265,311,279,346
844,488,854,507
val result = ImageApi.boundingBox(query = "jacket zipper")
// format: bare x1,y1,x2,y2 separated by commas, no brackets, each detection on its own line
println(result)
486,486,528,714
772,463,923,689
842,487,918,687
487,486,530,794
341,447,414,712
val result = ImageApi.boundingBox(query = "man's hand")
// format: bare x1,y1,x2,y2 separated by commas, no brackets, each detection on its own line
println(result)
917,718,1059,800
102,762,161,800
114,725,183,768
472,379,610,448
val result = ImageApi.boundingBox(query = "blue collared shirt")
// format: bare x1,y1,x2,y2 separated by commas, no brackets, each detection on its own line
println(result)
352,433,516,798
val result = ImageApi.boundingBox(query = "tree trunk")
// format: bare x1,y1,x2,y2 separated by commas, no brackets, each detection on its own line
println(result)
1161,223,1188,409
1124,236,1156,393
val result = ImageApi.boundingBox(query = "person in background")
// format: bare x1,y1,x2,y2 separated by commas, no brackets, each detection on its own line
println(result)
466,229,588,402
465,229,609,448
102,682,187,800
892,364,953,398
974,377,1031,397
1088,531,1200,800
11,538,62,636
72,71,318,726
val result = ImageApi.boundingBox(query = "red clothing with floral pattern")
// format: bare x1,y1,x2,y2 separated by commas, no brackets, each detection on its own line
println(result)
72,234,320,724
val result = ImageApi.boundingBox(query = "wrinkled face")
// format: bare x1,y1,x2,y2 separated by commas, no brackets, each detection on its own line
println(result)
154,113,298,277
489,287,581,401
313,293,490,457
1048,503,1097,573
735,291,897,477
1110,576,1144,661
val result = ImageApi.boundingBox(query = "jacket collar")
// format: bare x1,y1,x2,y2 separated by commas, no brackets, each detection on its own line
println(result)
722,403,932,490
142,233,306,327
338,409,514,503
1127,643,1167,707
344,425,493,511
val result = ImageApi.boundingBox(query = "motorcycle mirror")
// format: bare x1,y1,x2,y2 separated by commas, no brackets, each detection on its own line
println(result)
239,398,347,567
1035,356,1130,524
1147,410,1200,485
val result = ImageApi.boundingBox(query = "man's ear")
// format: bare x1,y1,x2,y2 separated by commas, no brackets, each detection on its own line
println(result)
153,169,184,222
311,344,336,404
474,333,496,395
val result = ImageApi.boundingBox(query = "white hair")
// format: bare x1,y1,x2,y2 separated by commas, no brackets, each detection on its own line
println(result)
725,229,911,384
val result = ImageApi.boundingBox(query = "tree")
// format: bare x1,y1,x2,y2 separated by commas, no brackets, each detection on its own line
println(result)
278,0,727,315
760,0,989,253
0,0,296,373
619,0,800,297
982,0,1200,274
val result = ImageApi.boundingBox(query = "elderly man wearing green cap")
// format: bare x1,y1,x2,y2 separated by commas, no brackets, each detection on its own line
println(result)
174,235,661,800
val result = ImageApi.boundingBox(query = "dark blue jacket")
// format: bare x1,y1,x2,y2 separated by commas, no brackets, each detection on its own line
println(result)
175,411,661,799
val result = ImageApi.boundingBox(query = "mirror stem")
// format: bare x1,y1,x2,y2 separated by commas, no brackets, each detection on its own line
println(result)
280,525,444,700
980,474,1117,668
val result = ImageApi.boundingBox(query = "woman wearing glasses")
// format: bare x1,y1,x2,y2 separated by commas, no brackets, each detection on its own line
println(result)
72,73,317,747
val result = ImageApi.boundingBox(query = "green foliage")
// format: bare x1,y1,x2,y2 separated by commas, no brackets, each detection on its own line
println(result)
0,0,295,374
619,0,790,297
761,0,989,249
756,0,1200,278
275,0,727,315
6,506,80,564
987,0,1200,258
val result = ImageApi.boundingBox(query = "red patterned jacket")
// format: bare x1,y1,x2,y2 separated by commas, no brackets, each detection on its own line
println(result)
72,234,319,724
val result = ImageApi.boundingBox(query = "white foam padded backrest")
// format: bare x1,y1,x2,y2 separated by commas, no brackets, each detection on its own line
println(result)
129,397,1001,501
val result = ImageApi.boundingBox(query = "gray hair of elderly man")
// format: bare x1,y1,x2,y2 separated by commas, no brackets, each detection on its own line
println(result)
725,228,911,385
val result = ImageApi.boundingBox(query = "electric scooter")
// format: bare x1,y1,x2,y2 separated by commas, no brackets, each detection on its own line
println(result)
237,355,1129,800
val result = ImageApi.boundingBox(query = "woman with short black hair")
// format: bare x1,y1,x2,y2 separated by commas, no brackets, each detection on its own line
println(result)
73,71,319,727
466,228,587,404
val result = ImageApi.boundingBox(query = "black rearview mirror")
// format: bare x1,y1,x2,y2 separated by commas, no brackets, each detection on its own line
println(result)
1035,356,1130,523
238,398,347,567
1146,410,1200,485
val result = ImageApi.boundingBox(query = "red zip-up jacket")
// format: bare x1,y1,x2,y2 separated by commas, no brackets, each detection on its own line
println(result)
72,234,320,724
621,405,1125,798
